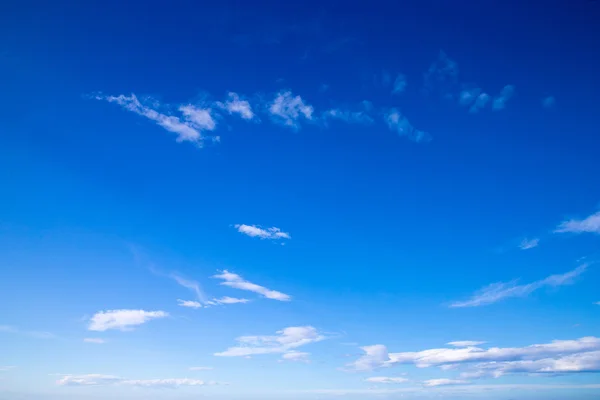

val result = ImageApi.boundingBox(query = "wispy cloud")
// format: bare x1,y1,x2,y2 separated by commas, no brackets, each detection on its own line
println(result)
215,326,324,357
347,336,600,372
179,104,217,131
542,96,556,108
323,107,373,125
423,51,459,96
449,264,588,308
177,299,203,309
234,224,291,240
213,270,291,301
213,296,250,305
281,350,311,363
88,309,168,331
83,338,106,344
447,341,486,347
268,91,313,129
365,376,409,384
555,211,600,234
0,325,54,339
171,274,207,303
519,237,540,250
384,109,431,143
492,85,516,111
95,94,210,146
56,374,215,387
216,92,254,120
424,379,469,387
392,74,407,94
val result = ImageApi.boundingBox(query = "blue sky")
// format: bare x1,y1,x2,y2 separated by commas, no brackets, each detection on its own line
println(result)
1,0,600,399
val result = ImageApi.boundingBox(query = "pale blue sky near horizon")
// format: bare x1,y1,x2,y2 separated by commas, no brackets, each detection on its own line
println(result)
1,0,600,399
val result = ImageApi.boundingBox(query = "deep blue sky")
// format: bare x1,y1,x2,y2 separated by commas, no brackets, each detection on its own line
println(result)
1,1,600,399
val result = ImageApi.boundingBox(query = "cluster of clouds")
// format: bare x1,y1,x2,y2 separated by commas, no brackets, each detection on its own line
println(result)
349,336,600,383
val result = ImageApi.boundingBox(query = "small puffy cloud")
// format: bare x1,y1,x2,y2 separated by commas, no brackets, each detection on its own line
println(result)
179,105,217,131
423,51,459,96
492,85,516,111
555,211,600,234
459,88,481,105
449,264,587,308
215,326,324,357
83,338,106,344
365,376,409,384
56,374,210,387
213,270,291,301
234,224,291,240
542,96,556,108
519,238,540,250
346,344,390,371
392,74,407,94
423,379,469,387
189,366,213,371
282,351,311,363
88,309,168,331
384,109,431,143
216,92,254,120
96,94,206,145
469,93,491,113
447,341,486,347
269,91,313,129
177,299,202,309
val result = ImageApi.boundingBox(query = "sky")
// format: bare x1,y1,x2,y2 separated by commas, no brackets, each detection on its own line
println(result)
1,0,600,399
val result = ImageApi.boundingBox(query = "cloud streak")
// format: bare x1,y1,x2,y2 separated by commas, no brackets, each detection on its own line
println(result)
234,224,291,240
384,109,431,143
555,211,600,234
213,270,291,301
88,310,168,331
56,374,215,387
449,264,588,308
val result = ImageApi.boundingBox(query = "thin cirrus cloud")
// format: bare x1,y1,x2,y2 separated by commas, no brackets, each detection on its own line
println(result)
56,374,214,387
555,210,600,234
365,376,409,384
449,264,588,308
178,297,250,309
519,237,540,250
215,326,324,357
448,341,486,347
234,224,291,240
268,90,314,129
177,299,203,309
423,379,470,387
347,336,600,374
384,108,431,143
171,274,207,303
83,338,106,344
492,85,516,111
323,108,374,125
281,350,311,363
87,309,168,332
213,270,291,301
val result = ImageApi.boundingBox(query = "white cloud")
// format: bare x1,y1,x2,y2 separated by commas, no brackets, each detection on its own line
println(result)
269,91,314,129
234,224,291,240
171,274,207,303
323,108,373,125
215,326,324,357
96,94,206,145
459,88,481,105
307,384,600,395
492,85,516,111
216,92,254,120
365,376,409,384
447,341,486,347
213,270,291,301
179,105,217,131
189,366,213,371
56,374,210,387
347,336,600,371
83,338,106,344
282,351,311,363
177,299,202,309
519,238,540,250
214,296,250,304
384,108,431,143
449,264,588,308
423,379,469,387
555,211,600,234
423,51,459,96
392,74,407,94
88,309,168,331
542,96,556,108
469,93,491,113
